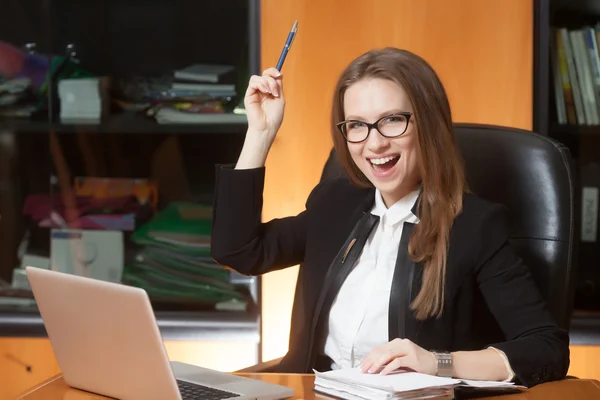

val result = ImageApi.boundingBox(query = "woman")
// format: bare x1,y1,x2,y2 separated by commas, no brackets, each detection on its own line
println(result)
210,48,569,387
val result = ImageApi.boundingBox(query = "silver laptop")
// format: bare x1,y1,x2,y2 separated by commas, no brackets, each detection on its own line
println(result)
25,266,294,400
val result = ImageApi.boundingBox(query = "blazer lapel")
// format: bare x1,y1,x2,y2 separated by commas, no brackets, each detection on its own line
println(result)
406,236,424,341
306,211,379,370
305,188,377,371
316,212,380,329
316,187,375,294
388,189,424,341
388,222,415,340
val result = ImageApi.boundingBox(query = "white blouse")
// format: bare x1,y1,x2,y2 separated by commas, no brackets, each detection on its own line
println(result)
323,188,420,369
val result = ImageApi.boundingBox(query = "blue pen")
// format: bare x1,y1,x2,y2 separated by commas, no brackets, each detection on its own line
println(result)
276,20,298,71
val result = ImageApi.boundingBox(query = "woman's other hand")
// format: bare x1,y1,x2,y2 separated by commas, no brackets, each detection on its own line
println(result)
360,338,438,376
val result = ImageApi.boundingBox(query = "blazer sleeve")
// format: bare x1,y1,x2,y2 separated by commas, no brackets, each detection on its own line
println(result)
474,204,570,388
210,164,315,276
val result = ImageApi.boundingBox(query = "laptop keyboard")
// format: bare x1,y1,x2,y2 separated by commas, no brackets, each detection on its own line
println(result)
177,379,241,400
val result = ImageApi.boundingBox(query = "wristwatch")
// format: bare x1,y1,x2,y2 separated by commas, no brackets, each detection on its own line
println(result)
432,351,453,377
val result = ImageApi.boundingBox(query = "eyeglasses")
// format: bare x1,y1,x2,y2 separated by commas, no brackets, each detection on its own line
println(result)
336,112,412,143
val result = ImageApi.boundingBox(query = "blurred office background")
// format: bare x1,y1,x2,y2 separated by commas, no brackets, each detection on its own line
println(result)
1,0,600,398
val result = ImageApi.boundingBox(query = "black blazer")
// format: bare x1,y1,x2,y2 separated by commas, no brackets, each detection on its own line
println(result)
210,165,570,388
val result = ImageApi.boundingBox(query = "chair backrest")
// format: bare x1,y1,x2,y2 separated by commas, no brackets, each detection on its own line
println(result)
321,123,577,330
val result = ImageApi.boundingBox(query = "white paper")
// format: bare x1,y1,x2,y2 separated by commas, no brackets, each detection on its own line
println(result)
314,368,461,392
314,367,523,399
459,379,521,388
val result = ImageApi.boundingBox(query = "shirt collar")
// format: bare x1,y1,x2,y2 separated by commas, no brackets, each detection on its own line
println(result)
371,188,420,227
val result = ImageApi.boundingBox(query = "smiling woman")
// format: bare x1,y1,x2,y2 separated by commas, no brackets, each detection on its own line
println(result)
330,49,466,324
210,47,569,388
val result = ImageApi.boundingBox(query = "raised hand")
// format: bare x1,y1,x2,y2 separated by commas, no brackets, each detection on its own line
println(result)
244,67,285,138
235,67,286,170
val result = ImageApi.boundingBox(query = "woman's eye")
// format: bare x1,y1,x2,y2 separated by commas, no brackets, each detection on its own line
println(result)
384,116,404,124
348,121,365,130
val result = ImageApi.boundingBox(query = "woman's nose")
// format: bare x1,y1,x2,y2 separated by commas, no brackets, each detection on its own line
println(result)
365,127,390,152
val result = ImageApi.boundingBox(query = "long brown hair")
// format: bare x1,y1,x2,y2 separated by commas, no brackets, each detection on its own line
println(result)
331,48,466,320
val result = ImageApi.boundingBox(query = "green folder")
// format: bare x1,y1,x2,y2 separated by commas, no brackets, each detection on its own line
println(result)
122,263,244,303
132,202,213,256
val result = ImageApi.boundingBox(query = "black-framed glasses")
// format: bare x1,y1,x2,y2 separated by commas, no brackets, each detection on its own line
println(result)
336,112,412,143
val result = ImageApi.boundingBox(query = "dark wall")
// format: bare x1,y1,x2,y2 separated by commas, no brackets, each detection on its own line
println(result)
1,0,251,78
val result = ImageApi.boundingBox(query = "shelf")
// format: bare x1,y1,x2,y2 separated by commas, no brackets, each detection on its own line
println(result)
550,123,600,137
0,307,260,342
548,124,600,153
571,310,600,345
0,113,249,135
552,0,600,18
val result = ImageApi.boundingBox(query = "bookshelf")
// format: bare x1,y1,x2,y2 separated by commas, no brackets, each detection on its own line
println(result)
535,0,600,314
1,114,248,135
0,0,260,133
0,0,264,376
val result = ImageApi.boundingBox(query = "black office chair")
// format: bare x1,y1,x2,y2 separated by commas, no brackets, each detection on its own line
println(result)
240,122,578,372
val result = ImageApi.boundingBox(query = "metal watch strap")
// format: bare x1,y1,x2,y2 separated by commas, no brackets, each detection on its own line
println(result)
433,352,453,377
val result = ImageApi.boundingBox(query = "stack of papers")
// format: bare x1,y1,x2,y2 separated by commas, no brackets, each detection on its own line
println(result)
313,368,523,400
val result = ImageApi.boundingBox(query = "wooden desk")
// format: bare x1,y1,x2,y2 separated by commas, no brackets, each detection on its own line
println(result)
15,373,600,400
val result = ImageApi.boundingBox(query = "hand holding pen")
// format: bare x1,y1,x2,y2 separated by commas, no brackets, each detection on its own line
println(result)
243,20,298,141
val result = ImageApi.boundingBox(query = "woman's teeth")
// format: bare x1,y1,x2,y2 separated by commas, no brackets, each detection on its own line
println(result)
370,155,399,165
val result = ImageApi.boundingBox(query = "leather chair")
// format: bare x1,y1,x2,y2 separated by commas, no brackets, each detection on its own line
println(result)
240,122,578,372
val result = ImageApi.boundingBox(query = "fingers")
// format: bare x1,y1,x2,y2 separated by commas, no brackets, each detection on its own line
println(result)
245,70,284,99
246,75,283,101
263,67,282,79
264,75,280,97
263,68,283,98
360,339,409,374
246,75,270,97
360,349,392,373
359,349,378,373
380,358,406,376
371,349,400,374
